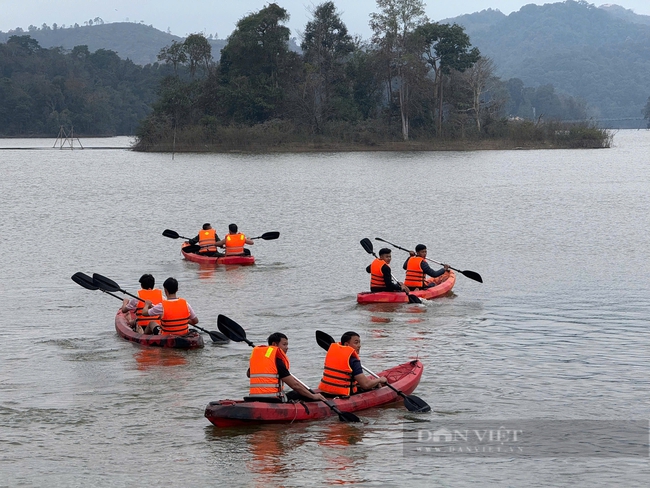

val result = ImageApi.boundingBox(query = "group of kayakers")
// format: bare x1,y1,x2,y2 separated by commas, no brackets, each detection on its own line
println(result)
187,222,254,257
368,244,449,292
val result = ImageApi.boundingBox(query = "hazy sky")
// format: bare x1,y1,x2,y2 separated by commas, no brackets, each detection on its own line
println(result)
2,1,649,39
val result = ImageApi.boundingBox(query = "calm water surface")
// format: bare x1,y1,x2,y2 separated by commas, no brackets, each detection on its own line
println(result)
0,132,648,486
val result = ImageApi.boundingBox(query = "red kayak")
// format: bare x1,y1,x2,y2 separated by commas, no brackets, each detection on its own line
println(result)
357,270,456,304
204,360,423,427
115,310,204,349
181,243,255,266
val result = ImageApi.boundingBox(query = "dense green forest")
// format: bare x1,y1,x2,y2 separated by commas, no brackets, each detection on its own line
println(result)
134,1,607,151
0,0,612,147
0,35,173,135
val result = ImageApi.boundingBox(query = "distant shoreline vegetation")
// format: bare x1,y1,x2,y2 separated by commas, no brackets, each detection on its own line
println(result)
133,119,612,152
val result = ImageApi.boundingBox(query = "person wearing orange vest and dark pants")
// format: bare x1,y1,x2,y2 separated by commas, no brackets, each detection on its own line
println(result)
318,331,387,397
188,223,224,257
120,274,163,334
366,248,410,293
247,332,326,403
215,223,254,256
403,244,449,290
141,277,198,336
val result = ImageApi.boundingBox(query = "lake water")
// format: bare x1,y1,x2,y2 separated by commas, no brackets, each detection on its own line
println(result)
0,132,648,486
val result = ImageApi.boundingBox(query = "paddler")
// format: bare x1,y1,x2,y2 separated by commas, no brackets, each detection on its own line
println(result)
215,223,254,256
366,247,410,293
187,223,223,257
141,277,199,335
120,273,163,334
402,244,449,290
318,331,387,397
247,332,326,403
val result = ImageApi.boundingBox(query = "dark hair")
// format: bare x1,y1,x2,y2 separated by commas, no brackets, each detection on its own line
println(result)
228,223,238,233
139,274,155,289
415,244,427,252
378,248,391,256
163,277,178,294
267,332,287,345
341,331,360,345
202,223,211,230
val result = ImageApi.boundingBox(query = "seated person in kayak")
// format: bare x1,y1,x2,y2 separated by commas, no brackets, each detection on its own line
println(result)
247,332,326,403
187,223,224,256
366,248,410,293
141,277,199,335
318,331,387,397
403,244,449,290
120,273,163,334
215,223,254,256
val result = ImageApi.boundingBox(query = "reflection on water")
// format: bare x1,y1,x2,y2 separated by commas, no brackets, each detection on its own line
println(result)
133,347,188,370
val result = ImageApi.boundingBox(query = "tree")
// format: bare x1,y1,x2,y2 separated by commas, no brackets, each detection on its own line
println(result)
300,1,355,132
218,3,297,123
157,41,187,76
183,34,213,78
370,0,428,141
413,22,480,136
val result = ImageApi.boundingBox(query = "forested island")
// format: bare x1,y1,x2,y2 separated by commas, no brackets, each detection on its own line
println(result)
0,1,624,150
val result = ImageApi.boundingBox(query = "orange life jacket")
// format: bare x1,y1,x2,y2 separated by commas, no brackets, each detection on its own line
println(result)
225,233,246,255
135,289,163,326
198,228,217,254
249,346,290,400
160,298,190,336
318,343,359,396
404,257,426,288
370,258,388,289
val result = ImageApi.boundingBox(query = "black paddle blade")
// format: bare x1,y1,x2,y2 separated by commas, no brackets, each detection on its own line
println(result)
335,408,361,423
407,293,423,304
92,273,121,293
162,229,180,239
207,330,230,344
71,272,98,290
461,270,483,283
360,238,374,255
315,330,335,351
217,314,254,346
256,231,280,240
402,394,431,413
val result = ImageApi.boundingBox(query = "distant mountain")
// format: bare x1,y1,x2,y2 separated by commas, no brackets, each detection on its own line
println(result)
0,22,226,66
444,1,650,122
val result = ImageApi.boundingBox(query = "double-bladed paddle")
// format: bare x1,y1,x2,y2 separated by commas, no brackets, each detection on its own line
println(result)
217,314,361,423
72,272,124,301
81,273,230,344
374,237,483,283
315,330,431,413
360,238,422,304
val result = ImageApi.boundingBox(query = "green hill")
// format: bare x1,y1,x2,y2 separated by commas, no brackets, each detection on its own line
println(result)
445,1,650,122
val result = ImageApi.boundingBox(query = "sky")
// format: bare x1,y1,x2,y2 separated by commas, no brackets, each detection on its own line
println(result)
2,0,650,40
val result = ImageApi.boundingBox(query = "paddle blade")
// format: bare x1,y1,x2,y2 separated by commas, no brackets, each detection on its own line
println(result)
217,314,252,345
461,270,483,283
407,294,422,304
402,394,431,413
336,409,361,423
92,273,121,293
71,272,98,290
208,330,230,344
162,229,180,239
360,238,374,255
259,231,280,240
315,330,335,351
